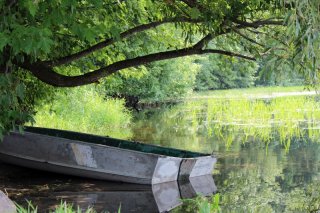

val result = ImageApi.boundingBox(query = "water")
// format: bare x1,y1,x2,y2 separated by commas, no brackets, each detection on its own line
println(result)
2,99,320,212
131,101,320,212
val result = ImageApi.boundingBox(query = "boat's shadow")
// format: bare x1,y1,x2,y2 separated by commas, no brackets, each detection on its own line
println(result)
0,162,217,212
52,175,217,213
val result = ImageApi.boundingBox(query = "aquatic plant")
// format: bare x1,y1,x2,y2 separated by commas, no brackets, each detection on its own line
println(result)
202,96,320,150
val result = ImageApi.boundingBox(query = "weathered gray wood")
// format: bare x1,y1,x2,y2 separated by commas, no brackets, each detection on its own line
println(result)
0,191,16,213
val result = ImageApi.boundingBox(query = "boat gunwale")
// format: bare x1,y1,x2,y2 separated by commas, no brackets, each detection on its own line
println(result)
10,131,173,160
22,126,211,159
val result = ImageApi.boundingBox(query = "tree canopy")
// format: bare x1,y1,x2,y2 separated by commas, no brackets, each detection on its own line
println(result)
1,0,320,137
1,0,319,87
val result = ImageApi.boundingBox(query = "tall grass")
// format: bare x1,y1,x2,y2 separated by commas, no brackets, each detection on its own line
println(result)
202,96,320,150
32,86,132,139
191,86,307,99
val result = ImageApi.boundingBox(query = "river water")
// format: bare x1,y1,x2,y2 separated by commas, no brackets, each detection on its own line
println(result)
1,98,320,212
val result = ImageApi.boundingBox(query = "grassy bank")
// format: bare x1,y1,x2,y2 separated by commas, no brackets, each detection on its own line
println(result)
32,86,132,139
189,86,310,99
180,89,320,150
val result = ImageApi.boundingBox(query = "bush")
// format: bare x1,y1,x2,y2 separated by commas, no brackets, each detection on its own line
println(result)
33,86,132,139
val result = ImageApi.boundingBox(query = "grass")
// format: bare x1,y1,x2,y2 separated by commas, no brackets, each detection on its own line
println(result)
16,201,96,213
32,86,132,139
183,95,320,150
189,86,310,99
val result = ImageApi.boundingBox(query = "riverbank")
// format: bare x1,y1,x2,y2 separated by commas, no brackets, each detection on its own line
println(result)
137,86,317,109
188,86,317,99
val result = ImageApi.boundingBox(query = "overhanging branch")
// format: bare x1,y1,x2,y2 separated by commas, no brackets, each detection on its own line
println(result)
25,46,255,87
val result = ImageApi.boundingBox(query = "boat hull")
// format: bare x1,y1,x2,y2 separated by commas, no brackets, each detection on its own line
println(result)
0,129,216,184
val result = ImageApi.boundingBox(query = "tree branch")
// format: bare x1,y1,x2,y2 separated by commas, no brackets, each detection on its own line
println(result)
45,18,200,67
18,16,283,87
193,34,214,49
232,19,285,28
232,27,265,47
23,46,254,87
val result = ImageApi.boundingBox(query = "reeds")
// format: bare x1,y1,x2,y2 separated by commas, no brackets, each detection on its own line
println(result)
195,96,320,150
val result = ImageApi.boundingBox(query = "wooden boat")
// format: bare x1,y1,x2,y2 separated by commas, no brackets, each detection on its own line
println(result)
0,191,16,213
0,127,216,184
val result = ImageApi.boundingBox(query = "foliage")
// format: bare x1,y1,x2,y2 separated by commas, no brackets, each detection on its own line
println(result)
172,194,220,213
0,73,33,140
105,57,200,103
282,0,320,85
1,0,319,86
32,86,132,139
1,0,320,135
194,54,257,91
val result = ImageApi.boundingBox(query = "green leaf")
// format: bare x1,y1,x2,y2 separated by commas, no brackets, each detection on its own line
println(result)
0,32,9,51
190,8,201,19
23,0,39,17
16,84,25,99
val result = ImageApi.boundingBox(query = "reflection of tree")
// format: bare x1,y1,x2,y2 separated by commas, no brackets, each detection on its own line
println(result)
214,141,320,212
132,104,214,153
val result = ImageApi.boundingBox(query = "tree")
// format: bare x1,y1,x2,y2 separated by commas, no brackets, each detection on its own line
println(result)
0,0,295,86
0,0,319,135
194,54,257,90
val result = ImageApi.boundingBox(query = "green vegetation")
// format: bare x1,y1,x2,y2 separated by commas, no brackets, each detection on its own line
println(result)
190,86,307,99
0,74,31,140
1,0,320,135
204,96,320,150
33,86,132,139
1,0,320,211
173,194,221,213
16,201,96,213
194,55,258,91
105,57,200,103
134,87,319,151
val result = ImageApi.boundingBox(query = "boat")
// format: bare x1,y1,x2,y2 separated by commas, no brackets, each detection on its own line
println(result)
0,127,216,184
0,191,16,213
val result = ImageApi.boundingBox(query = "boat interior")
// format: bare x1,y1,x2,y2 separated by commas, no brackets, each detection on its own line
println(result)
24,127,208,158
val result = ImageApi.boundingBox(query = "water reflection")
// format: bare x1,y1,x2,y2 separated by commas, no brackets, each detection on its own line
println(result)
0,163,217,212
131,100,320,212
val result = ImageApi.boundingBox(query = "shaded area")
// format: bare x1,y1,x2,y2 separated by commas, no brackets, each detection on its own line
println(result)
0,162,217,212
